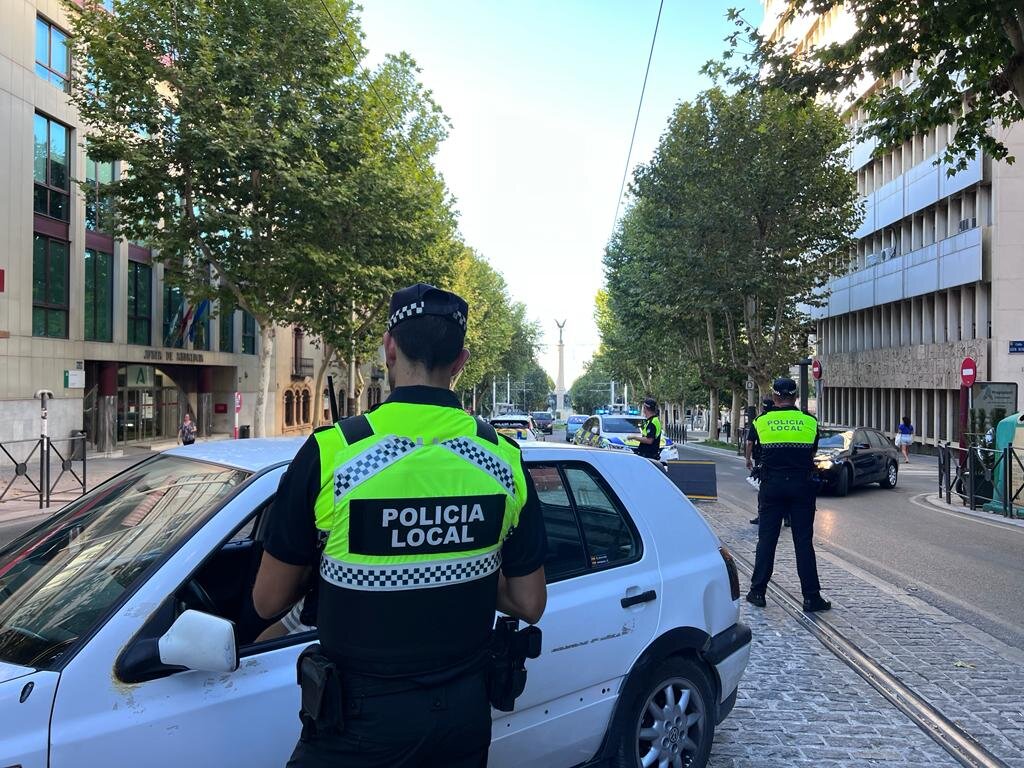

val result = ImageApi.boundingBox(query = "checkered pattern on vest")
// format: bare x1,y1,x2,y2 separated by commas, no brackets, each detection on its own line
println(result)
320,550,502,591
440,437,517,495
334,436,417,499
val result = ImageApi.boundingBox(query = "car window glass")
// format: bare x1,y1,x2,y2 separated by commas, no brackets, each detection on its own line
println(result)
866,431,887,449
563,466,638,568
0,456,249,669
527,465,587,582
853,429,868,446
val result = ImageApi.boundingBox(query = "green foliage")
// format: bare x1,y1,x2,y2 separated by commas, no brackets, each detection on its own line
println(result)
568,356,615,415
449,248,516,391
718,1,1024,171
602,87,860,400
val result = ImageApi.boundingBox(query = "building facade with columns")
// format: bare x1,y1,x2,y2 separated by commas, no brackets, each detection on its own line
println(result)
762,0,1024,447
0,0,387,451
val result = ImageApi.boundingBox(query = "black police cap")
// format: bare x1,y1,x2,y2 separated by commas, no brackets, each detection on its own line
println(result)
772,377,798,397
387,283,468,333
642,397,658,411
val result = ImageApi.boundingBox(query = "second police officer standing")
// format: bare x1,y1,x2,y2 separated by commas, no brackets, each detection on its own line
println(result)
631,397,663,461
250,283,548,767
743,378,831,613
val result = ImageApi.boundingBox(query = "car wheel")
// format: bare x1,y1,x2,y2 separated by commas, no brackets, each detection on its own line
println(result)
835,466,851,497
609,657,715,768
879,461,898,489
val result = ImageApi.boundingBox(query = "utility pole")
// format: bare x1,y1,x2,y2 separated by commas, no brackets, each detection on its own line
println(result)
506,372,511,404
554,320,567,417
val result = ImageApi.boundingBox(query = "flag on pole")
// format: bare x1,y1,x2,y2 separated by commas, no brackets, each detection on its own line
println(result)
187,299,210,342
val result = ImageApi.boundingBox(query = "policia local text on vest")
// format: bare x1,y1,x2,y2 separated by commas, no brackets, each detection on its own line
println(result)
250,283,548,768
743,378,831,614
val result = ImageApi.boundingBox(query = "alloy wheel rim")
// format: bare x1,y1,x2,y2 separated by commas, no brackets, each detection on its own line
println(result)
635,676,705,768
889,464,897,484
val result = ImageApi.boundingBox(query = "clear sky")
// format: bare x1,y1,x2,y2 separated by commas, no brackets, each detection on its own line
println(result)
359,1,763,390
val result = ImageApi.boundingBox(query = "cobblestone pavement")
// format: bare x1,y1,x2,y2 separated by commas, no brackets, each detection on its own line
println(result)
709,595,954,767
701,496,1024,768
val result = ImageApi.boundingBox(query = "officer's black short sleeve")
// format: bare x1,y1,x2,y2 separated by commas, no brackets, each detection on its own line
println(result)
746,422,759,444
501,459,547,578
262,433,321,566
644,421,657,441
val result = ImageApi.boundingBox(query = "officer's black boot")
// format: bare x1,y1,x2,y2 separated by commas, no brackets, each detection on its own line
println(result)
749,516,759,525
802,594,831,612
745,590,766,608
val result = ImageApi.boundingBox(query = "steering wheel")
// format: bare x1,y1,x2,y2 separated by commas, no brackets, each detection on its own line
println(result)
182,578,219,615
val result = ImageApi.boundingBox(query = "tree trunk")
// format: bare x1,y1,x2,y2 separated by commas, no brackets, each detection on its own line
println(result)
708,387,719,441
254,323,276,438
312,343,334,427
731,389,742,446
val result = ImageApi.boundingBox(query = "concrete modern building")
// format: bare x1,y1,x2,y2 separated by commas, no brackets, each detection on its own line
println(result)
762,1,1024,447
0,0,386,452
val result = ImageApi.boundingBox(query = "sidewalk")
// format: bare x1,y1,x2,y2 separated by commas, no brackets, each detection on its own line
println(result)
699,496,1024,767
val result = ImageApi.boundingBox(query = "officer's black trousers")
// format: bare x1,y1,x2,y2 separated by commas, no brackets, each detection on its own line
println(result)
750,476,821,598
287,668,491,768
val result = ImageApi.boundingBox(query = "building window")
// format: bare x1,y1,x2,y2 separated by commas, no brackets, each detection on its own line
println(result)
35,17,69,92
193,313,211,351
219,305,235,353
85,157,115,233
32,234,69,338
301,389,311,424
284,391,295,427
84,248,113,342
33,114,70,221
127,261,152,345
242,312,256,355
163,284,185,348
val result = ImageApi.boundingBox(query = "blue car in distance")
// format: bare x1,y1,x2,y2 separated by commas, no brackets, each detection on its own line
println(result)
566,414,589,442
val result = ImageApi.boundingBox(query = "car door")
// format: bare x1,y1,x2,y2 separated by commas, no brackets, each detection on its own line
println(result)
870,429,890,480
490,461,662,768
48,470,308,768
850,429,877,486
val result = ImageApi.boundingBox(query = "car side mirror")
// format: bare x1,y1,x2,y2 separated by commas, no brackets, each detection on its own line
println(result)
591,427,599,435
118,605,239,683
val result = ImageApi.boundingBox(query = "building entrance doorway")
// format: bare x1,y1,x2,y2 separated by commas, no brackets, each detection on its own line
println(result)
117,366,186,444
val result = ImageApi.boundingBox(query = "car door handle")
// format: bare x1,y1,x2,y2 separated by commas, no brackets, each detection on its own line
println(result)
621,589,657,608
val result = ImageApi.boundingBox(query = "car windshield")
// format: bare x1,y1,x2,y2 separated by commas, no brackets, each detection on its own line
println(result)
818,430,853,449
0,456,249,669
602,417,642,433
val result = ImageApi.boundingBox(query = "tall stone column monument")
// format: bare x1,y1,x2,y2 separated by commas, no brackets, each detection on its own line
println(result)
555,320,566,417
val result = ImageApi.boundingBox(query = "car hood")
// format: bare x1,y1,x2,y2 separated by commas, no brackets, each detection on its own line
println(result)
0,659,34,685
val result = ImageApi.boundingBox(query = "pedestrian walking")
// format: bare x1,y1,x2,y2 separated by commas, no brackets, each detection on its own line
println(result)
744,378,831,613
177,413,197,445
896,416,914,463
249,282,548,768
630,397,663,461
723,416,731,441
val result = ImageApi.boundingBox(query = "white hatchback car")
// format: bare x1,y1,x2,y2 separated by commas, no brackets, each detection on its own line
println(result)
0,439,749,768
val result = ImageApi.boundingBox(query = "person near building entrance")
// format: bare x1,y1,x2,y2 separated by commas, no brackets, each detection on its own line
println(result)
631,398,662,460
743,378,830,613
177,413,196,445
896,416,914,463
250,282,548,768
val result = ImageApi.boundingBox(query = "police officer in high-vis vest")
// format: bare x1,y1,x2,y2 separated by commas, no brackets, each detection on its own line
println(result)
743,378,831,613
631,397,662,461
251,283,548,767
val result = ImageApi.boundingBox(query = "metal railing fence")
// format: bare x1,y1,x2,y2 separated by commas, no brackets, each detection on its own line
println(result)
0,435,88,509
937,442,1023,518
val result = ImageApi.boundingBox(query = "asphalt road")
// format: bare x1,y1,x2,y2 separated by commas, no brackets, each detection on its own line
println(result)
678,441,1024,649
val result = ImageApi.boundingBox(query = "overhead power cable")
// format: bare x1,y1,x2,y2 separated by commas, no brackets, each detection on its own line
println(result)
610,0,665,239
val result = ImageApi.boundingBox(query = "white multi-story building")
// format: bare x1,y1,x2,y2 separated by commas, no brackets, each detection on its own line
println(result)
0,0,385,452
763,1,1024,447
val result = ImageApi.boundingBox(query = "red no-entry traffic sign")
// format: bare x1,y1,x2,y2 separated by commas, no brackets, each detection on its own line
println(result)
811,359,822,380
960,357,977,388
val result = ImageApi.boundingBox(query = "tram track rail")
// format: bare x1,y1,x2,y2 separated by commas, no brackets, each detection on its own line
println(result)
727,549,1009,768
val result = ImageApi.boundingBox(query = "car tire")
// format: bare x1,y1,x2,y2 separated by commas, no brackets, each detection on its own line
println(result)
879,461,898,489
835,466,851,497
608,656,716,768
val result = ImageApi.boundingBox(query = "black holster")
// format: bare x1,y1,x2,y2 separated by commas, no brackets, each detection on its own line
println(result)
488,617,542,712
296,644,344,737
